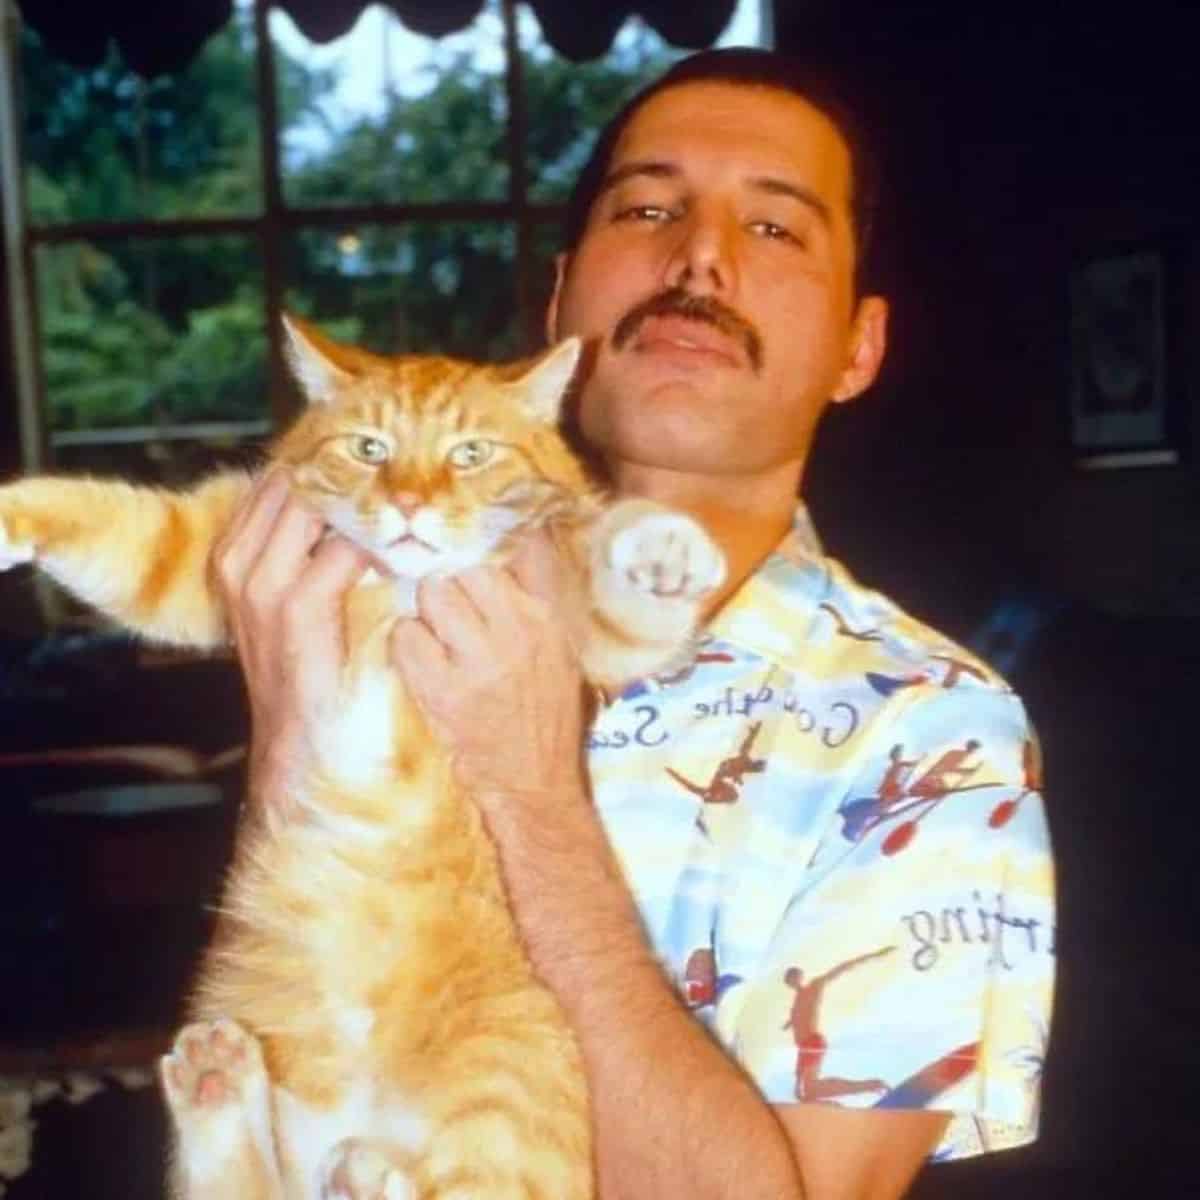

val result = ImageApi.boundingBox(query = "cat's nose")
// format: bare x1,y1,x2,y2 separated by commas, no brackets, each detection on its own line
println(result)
392,491,423,516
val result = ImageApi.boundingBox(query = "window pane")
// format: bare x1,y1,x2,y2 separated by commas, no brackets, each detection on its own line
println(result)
520,0,768,203
37,236,268,446
284,222,518,365
21,6,262,224
273,2,509,207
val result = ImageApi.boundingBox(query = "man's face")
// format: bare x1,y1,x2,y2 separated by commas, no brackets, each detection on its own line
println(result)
547,81,886,479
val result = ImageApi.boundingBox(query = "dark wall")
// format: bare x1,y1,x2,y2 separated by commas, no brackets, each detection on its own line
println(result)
783,0,1200,633
771,2,1199,1191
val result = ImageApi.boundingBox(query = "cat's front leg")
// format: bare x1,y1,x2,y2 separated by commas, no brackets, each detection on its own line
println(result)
0,511,35,570
582,498,726,688
0,473,247,648
160,1018,284,1200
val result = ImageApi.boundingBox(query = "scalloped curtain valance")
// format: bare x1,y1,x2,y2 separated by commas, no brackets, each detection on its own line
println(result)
14,0,738,76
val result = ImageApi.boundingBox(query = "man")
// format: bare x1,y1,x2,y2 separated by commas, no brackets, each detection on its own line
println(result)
214,49,1055,1200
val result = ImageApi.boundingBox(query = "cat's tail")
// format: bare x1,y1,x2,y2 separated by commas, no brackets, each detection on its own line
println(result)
0,470,253,649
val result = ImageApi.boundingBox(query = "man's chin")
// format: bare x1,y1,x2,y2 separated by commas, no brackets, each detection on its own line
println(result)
591,425,748,478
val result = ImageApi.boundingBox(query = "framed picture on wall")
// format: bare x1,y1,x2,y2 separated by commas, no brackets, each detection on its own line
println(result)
1068,240,1187,468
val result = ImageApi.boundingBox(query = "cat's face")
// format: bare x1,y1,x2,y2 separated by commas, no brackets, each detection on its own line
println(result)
272,320,588,580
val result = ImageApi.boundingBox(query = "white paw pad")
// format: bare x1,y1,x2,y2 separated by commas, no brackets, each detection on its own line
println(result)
0,517,34,571
609,514,725,600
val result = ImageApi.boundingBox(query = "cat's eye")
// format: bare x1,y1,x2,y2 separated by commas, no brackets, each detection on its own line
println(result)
446,440,494,470
350,435,390,466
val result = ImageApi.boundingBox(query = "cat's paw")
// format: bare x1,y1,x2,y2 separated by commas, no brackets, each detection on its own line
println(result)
160,1018,267,1121
0,515,35,571
608,511,725,601
322,1139,413,1200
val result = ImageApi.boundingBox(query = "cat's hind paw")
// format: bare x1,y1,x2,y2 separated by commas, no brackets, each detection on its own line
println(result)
0,516,35,571
322,1139,413,1200
161,1018,282,1192
608,511,725,601
160,1018,268,1121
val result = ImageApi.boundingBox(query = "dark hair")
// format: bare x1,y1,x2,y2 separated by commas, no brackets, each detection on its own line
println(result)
562,48,881,292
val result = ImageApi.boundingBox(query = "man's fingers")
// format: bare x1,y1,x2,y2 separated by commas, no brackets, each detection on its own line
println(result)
415,575,492,662
391,616,451,682
508,527,567,606
237,466,290,536
242,494,327,609
277,534,371,641
453,565,533,637
302,534,372,599
213,468,290,582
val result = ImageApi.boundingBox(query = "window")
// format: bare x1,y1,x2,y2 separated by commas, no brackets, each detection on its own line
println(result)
1,0,768,478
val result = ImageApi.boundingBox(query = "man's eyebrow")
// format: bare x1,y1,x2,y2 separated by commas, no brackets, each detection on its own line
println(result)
597,160,682,195
747,176,833,229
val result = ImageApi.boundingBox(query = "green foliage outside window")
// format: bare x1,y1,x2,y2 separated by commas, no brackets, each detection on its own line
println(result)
20,4,677,436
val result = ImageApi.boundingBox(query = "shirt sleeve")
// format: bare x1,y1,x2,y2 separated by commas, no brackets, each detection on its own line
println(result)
719,685,1056,1161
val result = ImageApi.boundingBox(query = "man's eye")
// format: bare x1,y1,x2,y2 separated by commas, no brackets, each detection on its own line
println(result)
613,205,673,224
750,221,802,244
350,435,389,465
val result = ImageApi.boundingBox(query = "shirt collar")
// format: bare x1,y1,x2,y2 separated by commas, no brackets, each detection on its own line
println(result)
704,502,829,668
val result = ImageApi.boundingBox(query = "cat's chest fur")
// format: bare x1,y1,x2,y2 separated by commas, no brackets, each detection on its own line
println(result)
196,577,514,1092
311,575,434,807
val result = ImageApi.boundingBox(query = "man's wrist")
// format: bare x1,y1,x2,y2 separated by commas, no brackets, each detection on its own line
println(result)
474,773,590,836
245,722,308,825
475,777,660,1001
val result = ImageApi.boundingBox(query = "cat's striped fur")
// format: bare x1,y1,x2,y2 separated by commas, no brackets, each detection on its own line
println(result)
0,317,725,1200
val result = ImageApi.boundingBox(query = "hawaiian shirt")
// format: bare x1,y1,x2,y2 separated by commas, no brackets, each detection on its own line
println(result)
585,507,1055,1161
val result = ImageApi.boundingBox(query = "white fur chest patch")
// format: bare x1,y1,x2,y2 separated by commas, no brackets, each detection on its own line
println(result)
336,1004,375,1051
315,667,396,792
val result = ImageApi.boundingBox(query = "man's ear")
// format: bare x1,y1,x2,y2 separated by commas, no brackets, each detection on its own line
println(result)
544,252,569,345
831,296,889,404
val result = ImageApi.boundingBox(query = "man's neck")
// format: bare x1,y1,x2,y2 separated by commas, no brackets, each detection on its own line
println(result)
607,460,804,618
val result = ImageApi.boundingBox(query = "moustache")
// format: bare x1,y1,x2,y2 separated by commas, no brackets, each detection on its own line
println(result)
611,287,763,373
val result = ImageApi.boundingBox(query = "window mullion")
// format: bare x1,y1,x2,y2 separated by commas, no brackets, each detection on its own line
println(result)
254,0,290,427
0,0,46,471
501,0,536,350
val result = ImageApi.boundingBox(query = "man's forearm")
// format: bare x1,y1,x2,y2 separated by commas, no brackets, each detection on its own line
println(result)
483,786,804,1200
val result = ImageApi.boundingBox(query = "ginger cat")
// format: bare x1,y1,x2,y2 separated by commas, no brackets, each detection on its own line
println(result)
0,316,726,1200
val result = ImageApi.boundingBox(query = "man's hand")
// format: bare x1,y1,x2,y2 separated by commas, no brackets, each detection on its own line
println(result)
211,469,369,822
389,528,590,818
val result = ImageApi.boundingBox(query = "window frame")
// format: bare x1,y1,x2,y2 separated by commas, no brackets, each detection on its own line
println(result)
1,0,767,471
0,0,564,470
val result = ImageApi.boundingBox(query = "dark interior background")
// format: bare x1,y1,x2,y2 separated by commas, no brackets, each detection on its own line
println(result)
784,2,1199,1192
0,0,1196,1195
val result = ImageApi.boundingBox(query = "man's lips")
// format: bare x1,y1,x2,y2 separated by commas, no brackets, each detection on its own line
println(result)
632,315,743,365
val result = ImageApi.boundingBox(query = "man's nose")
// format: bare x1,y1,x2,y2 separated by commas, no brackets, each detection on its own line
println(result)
663,208,737,296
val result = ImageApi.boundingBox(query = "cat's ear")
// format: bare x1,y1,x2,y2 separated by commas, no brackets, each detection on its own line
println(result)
511,337,583,424
281,314,369,405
